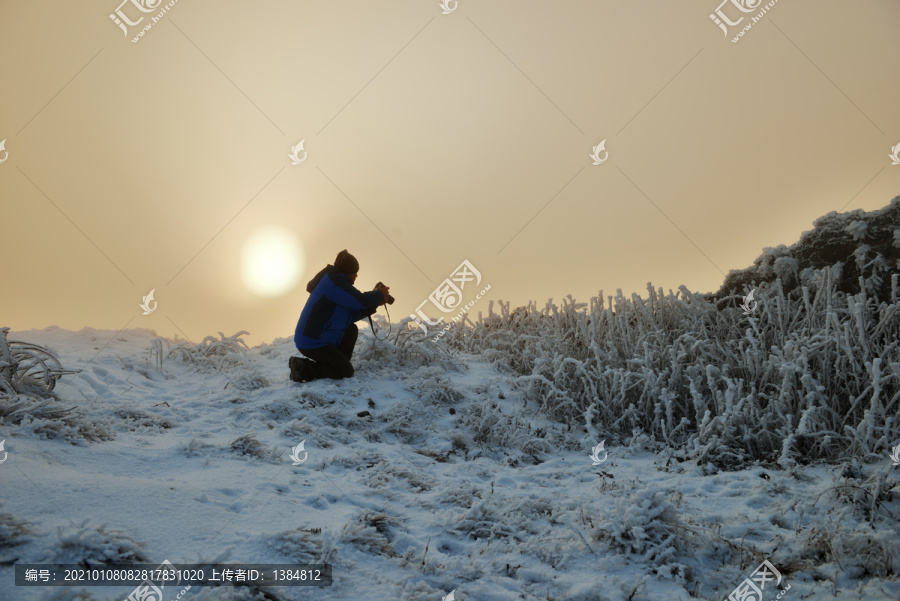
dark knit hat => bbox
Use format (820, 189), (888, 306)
(334, 249), (359, 275)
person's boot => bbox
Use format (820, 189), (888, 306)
(289, 356), (315, 383)
(289, 356), (304, 382)
(299, 358), (315, 382)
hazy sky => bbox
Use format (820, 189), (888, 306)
(2, 0), (899, 346)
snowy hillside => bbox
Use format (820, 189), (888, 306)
(1, 324), (899, 601)
(716, 195), (900, 303)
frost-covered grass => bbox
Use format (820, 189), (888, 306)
(53, 521), (149, 565)
(1, 327), (81, 400)
(440, 200), (900, 469)
(445, 268), (900, 468)
(150, 331), (251, 372)
(0, 396), (114, 444)
(354, 313), (461, 371)
(0, 508), (34, 547)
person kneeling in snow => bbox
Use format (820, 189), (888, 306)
(290, 250), (390, 383)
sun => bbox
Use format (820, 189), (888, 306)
(240, 226), (306, 297)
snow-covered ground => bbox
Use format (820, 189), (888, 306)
(1, 326), (898, 601)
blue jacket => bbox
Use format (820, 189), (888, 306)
(295, 266), (383, 349)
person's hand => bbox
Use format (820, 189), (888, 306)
(378, 285), (391, 305)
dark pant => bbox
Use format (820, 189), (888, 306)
(299, 323), (358, 380)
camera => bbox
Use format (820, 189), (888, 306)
(375, 282), (395, 305)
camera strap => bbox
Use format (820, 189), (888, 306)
(368, 304), (391, 341)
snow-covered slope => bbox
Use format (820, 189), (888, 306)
(1, 326), (898, 601)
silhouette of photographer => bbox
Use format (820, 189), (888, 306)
(290, 250), (390, 382)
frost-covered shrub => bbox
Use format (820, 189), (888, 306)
(527, 536), (580, 570)
(364, 462), (439, 493)
(690, 433), (751, 472)
(227, 365), (271, 390)
(181, 438), (215, 458)
(380, 404), (429, 445)
(258, 398), (301, 422)
(590, 490), (691, 579)
(280, 417), (315, 440)
(0, 508), (33, 546)
(411, 372), (464, 405)
(354, 315), (461, 371)
(459, 397), (551, 459)
(773, 256), (799, 288)
(845, 220), (868, 240)
(1, 396), (114, 443)
(434, 485), (481, 509)
(54, 520), (149, 564)
(827, 468), (898, 526)
(151, 331), (250, 372)
(112, 407), (175, 432)
(269, 527), (336, 564)
(341, 510), (401, 557)
(0, 327), (81, 399)
(230, 434), (280, 462)
(801, 515), (896, 579)
(397, 581), (449, 601)
(296, 390), (334, 408)
(450, 499), (520, 542)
